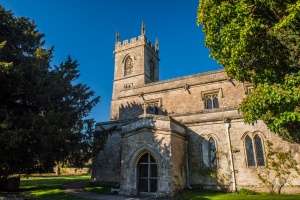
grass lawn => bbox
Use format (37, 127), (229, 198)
(84, 184), (111, 194)
(177, 191), (300, 200)
(19, 174), (91, 200)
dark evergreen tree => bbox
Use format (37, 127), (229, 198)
(0, 6), (100, 176)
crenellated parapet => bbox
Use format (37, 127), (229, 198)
(114, 22), (159, 54)
(115, 35), (158, 53)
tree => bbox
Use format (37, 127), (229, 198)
(0, 6), (100, 176)
(197, 0), (300, 142)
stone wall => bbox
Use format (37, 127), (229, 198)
(110, 70), (246, 120)
(118, 116), (186, 197)
(181, 115), (300, 193)
(92, 122), (123, 185)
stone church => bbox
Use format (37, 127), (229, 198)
(92, 23), (300, 197)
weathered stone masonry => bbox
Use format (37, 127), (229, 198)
(92, 23), (300, 196)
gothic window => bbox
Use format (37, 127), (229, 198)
(254, 135), (265, 166)
(205, 94), (219, 109)
(149, 59), (155, 80)
(201, 137), (217, 169)
(147, 103), (158, 115)
(209, 138), (217, 168)
(245, 135), (265, 167)
(125, 57), (133, 76)
(245, 136), (255, 166)
(144, 99), (161, 115)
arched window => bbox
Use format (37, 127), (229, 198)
(213, 97), (219, 108)
(149, 59), (155, 80)
(125, 57), (133, 76)
(207, 98), (212, 109)
(205, 94), (219, 109)
(209, 138), (217, 168)
(245, 134), (265, 167)
(254, 135), (265, 166)
(245, 136), (255, 166)
(201, 137), (217, 169)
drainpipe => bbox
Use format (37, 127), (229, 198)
(225, 121), (237, 192)
(185, 140), (192, 189)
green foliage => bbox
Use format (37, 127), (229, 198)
(239, 73), (300, 142)
(197, 0), (300, 142)
(0, 6), (100, 176)
(238, 188), (257, 195)
(196, 150), (232, 191)
(258, 141), (299, 194)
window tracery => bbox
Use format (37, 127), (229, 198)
(201, 137), (217, 169)
(125, 57), (133, 76)
(245, 134), (265, 167)
(205, 94), (219, 109)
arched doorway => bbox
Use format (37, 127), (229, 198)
(137, 153), (158, 193)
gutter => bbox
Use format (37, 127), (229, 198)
(185, 140), (192, 189)
(225, 121), (237, 192)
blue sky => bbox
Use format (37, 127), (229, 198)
(1, 0), (221, 122)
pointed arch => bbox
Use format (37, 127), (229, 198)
(200, 135), (218, 169)
(243, 132), (265, 167)
(245, 135), (255, 166)
(254, 135), (265, 166)
(127, 145), (160, 194)
(125, 56), (133, 76)
(128, 145), (161, 170)
(148, 57), (155, 80)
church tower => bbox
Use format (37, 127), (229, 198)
(112, 22), (159, 101)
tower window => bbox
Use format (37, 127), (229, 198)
(245, 134), (265, 167)
(149, 59), (155, 80)
(125, 57), (133, 76)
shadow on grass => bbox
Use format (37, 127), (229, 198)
(25, 189), (89, 200)
(83, 184), (111, 194)
(20, 175), (90, 191)
(16, 175), (91, 200)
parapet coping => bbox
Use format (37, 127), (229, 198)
(115, 35), (158, 53)
(120, 69), (226, 91)
(169, 106), (239, 117)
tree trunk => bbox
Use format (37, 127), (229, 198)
(7, 177), (20, 191)
(56, 165), (60, 175)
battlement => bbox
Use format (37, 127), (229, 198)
(115, 35), (157, 53)
(114, 22), (159, 54)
